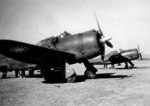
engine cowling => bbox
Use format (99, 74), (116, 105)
(56, 29), (104, 61)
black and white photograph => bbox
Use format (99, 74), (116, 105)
(0, 0), (150, 106)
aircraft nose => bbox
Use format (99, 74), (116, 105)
(99, 37), (113, 48)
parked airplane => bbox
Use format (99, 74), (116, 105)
(0, 15), (113, 83)
(89, 46), (142, 69)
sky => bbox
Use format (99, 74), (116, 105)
(0, 0), (150, 54)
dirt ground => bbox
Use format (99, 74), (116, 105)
(0, 58), (150, 106)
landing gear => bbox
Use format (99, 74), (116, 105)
(84, 69), (96, 79)
(43, 68), (65, 83)
(42, 62), (76, 83)
(43, 69), (56, 83)
(66, 72), (76, 83)
(104, 63), (108, 68)
(83, 60), (97, 79)
(125, 61), (134, 69)
(129, 64), (134, 69)
(65, 63), (76, 83)
(29, 69), (34, 77)
(125, 64), (128, 69)
(109, 64), (115, 69)
(1, 66), (7, 79)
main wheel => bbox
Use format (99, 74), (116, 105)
(84, 69), (96, 79)
(66, 73), (76, 83)
(43, 69), (54, 83)
(43, 69), (63, 83)
(29, 69), (34, 77)
(125, 65), (128, 69)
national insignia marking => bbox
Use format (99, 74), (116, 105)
(10, 46), (28, 53)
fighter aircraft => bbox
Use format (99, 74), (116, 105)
(0, 15), (113, 83)
(89, 46), (142, 69)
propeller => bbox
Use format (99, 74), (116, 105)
(137, 43), (143, 60)
(94, 12), (113, 61)
(94, 12), (113, 48)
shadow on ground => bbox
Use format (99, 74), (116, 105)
(42, 72), (131, 84)
(75, 73), (131, 82)
(116, 66), (150, 70)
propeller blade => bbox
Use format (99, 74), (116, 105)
(100, 37), (112, 43)
(94, 11), (104, 36)
(101, 55), (104, 61)
(100, 36), (113, 48)
(139, 53), (143, 60)
(94, 12), (113, 48)
(101, 44), (105, 61)
(137, 43), (143, 60)
(105, 41), (113, 48)
(137, 43), (140, 51)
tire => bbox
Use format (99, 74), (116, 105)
(66, 73), (76, 83)
(43, 68), (65, 83)
(84, 69), (96, 79)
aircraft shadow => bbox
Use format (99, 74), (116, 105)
(0, 76), (16, 79)
(25, 74), (43, 78)
(133, 66), (150, 69)
(0, 72), (131, 83)
(42, 73), (130, 84)
(116, 66), (150, 70)
(139, 58), (150, 61)
(115, 68), (134, 70)
(75, 73), (131, 83)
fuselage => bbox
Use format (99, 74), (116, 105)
(106, 48), (139, 64)
(121, 48), (139, 60)
(39, 29), (104, 62)
(90, 48), (140, 65)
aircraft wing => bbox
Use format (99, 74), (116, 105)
(0, 40), (75, 66)
(0, 53), (38, 71)
(89, 56), (111, 65)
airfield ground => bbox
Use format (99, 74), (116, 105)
(0, 57), (150, 106)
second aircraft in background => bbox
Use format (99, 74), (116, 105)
(89, 45), (142, 69)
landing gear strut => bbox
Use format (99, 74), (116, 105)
(83, 60), (97, 79)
